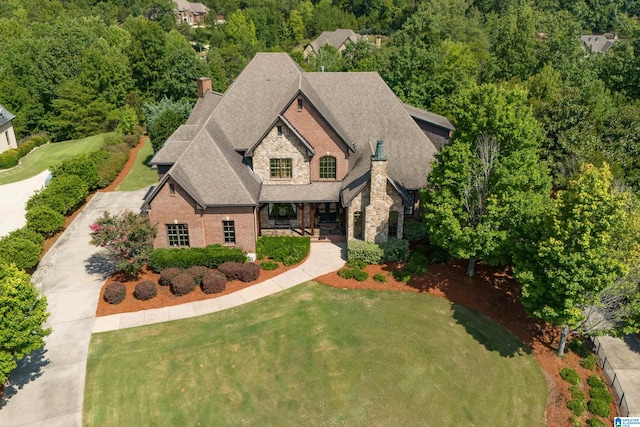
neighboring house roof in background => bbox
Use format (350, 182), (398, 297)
(173, 0), (208, 14)
(0, 104), (15, 128)
(308, 29), (360, 53)
(581, 34), (617, 53)
(403, 104), (455, 131)
(149, 53), (441, 208)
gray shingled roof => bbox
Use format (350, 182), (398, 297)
(259, 182), (342, 203)
(0, 104), (15, 128)
(581, 35), (616, 53)
(146, 52), (442, 209)
(403, 103), (455, 131)
(309, 29), (359, 53)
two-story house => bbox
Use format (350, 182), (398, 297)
(143, 53), (454, 252)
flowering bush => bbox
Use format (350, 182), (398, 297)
(89, 211), (157, 277)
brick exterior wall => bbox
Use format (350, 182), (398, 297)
(253, 123), (310, 185)
(283, 96), (349, 181)
(148, 178), (257, 252)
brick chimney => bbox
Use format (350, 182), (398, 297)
(196, 77), (212, 97)
(365, 140), (389, 243)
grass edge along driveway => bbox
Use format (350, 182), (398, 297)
(0, 133), (111, 185)
(84, 282), (547, 426)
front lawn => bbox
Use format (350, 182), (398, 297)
(84, 282), (547, 426)
(0, 133), (111, 185)
(115, 136), (157, 191)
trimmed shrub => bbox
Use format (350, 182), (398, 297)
(26, 204), (65, 237)
(134, 280), (157, 301)
(588, 375), (606, 389)
(346, 259), (366, 269)
(581, 354), (597, 371)
(104, 282), (126, 304)
(148, 244), (245, 271)
(392, 269), (412, 283)
(0, 232), (43, 270)
(569, 416), (582, 427)
(260, 260), (279, 271)
(159, 268), (182, 286)
(27, 175), (89, 215)
(566, 397), (587, 416)
(405, 250), (429, 275)
(338, 268), (368, 281)
(380, 239), (410, 262)
(218, 262), (260, 282)
(51, 154), (100, 190)
(560, 368), (581, 385)
(256, 236), (310, 265)
(185, 266), (209, 285)
(589, 387), (612, 403)
(587, 398), (610, 417)
(202, 270), (226, 294)
(170, 274), (196, 296)
(373, 273), (387, 283)
(0, 149), (19, 169)
(403, 220), (427, 242)
(6, 227), (45, 247)
(348, 239), (383, 264)
(587, 418), (606, 427)
(568, 338), (590, 358)
(569, 385), (584, 400)
(122, 134), (138, 148)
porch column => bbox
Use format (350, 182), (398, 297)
(310, 204), (316, 236)
(298, 203), (305, 236)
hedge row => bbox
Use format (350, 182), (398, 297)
(0, 134), (131, 271)
(148, 244), (246, 272)
(0, 135), (49, 169)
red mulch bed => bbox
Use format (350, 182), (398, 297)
(96, 260), (300, 317)
(317, 260), (616, 427)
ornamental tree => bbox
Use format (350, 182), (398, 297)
(514, 163), (640, 356)
(0, 263), (51, 385)
(89, 211), (157, 277)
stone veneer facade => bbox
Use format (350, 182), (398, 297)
(253, 122), (310, 185)
(148, 178), (257, 251)
(346, 158), (404, 243)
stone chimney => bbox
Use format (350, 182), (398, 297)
(196, 77), (212, 97)
(365, 140), (389, 243)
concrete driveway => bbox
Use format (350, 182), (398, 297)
(0, 170), (51, 237)
(0, 189), (147, 427)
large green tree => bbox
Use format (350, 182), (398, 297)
(0, 263), (51, 385)
(423, 84), (551, 276)
(515, 163), (640, 355)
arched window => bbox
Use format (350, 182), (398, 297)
(319, 156), (336, 179)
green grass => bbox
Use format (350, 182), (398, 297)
(0, 133), (111, 185)
(84, 283), (547, 426)
(116, 136), (158, 191)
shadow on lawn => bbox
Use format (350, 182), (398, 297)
(1, 348), (49, 408)
(85, 252), (116, 280)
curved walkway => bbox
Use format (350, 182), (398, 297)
(0, 189), (345, 426)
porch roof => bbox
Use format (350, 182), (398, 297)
(259, 182), (342, 203)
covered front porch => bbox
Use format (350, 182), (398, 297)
(258, 183), (346, 241)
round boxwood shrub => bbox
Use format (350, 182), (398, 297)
(260, 260), (279, 271)
(589, 387), (612, 403)
(373, 273), (387, 283)
(185, 266), (209, 285)
(566, 397), (586, 416)
(104, 282), (126, 304)
(587, 398), (610, 417)
(134, 280), (157, 301)
(202, 270), (227, 294)
(171, 274), (196, 296)
(587, 418), (606, 427)
(581, 354), (597, 370)
(560, 368), (581, 385)
(26, 204), (66, 237)
(588, 375), (606, 389)
(159, 267), (182, 286)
